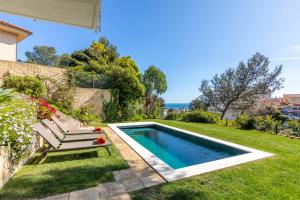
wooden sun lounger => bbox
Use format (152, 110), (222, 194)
(42, 119), (102, 142)
(33, 123), (111, 156)
(51, 116), (102, 134)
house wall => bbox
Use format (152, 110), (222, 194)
(0, 30), (17, 61)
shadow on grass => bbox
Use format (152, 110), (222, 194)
(0, 163), (126, 199)
(132, 185), (209, 200)
(0, 148), (128, 199)
(26, 151), (99, 165)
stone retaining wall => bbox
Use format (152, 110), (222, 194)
(0, 60), (66, 84)
(0, 60), (110, 116)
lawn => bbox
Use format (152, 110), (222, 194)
(131, 120), (300, 200)
(0, 145), (128, 199)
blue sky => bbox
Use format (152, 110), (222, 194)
(1, 0), (300, 103)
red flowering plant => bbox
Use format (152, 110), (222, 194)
(96, 137), (106, 144)
(29, 97), (59, 120)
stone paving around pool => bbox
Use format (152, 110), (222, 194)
(40, 128), (166, 200)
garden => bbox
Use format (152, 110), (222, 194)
(1, 38), (300, 199)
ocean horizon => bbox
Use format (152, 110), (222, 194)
(165, 103), (189, 110)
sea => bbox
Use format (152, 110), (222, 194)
(165, 103), (189, 110)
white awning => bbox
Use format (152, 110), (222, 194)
(0, 0), (101, 30)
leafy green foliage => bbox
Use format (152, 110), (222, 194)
(181, 110), (219, 123)
(200, 52), (284, 119)
(2, 75), (46, 98)
(254, 115), (276, 131)
(58, 37), (147, 121)
(143, 66), (167, 118)
(25, 45), (58, 66)
(146, 97), (165, 119)
(0, 88), (14, 103)
(0, 99), (36, 164)
(164, 112), (182, 120)
(235, 112), (255, 129)
(72, 105), (101, 125)
(189, 97), (208, 111)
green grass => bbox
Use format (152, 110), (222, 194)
(0, 145), (128, 199)
(131, 120), (300, 200)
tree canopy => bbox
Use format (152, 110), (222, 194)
(143, 66), (167, 117)
(25, 46), (58, 66)
(200, 52), (284, 119)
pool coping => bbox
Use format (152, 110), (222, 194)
(108, 122), (274, 182)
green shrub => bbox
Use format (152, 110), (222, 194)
(2, 75), (46, 98)
(181, 110), (219, 123)
(0, 88), (14, 103)
(165, 112), (181, 120)
(254, 115), (275, 131)
(131, 115), (145, 121)
(287, 120), (300, 136)
(72, 105), (100, 125)
(0, 99), (36, 164)
(235, 112), (255, 129)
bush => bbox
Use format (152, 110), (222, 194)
(72, 105), (100, 125)
(254, 115), (276, 131)
(165, 112), (181, 120)
(2, 75), (46, 98)
(0, 88), (14, 103)
(0, 99), (36, 164)
(181, 110), (219, 123)
(235, 112), (255, 129)
(287, 120), (300, 136)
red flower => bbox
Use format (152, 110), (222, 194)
(96, 137), (106, 144)
(95, 127), (102, 132)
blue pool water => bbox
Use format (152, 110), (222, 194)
(120, 125), (248, 169)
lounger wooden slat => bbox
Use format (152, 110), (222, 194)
(33, 123), (111, 156)
(42, 119), (102, 142)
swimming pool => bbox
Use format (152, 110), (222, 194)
(109, 122), (273, 181)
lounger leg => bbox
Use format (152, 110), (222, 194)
(105, 146), (111, 156)
(41, 149), (48, 158)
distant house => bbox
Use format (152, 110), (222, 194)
(282, 94), (300, 105)
(0, 20), (32, 61)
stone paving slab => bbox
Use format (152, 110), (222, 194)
(120, 178), (145, 192)
(113, 168), (138, 181)
(98, 181), (127, 198)
(40, 193), (69, 200)
(105, 193), (131, 200)
(140, 173), (166, 187)
(69, 187), (100, 200)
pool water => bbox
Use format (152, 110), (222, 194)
(120, 125), (249, 169)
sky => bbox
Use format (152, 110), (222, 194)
(1, 0), (300, 103)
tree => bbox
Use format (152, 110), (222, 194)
(57, 37), (119, 68)
(189, 97), (208, 111)
(25, 46), (58, 66)
(143, 66), (167, 117)
(200, 53), (284, 119)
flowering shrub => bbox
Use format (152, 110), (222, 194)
(30, 98), (58, 120)
(0, 99), (36, 164)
